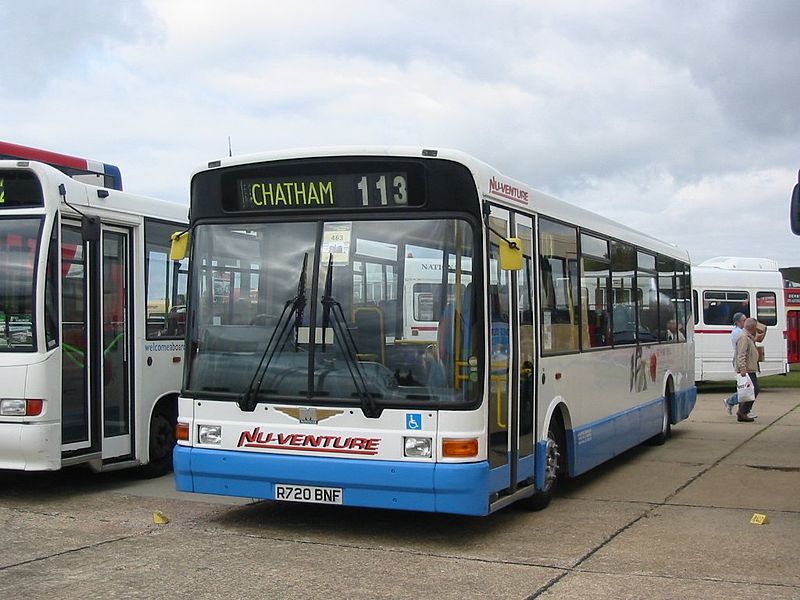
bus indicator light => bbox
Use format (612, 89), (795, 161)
(442, 438), (479, 458)
(176, 422), (190, 442)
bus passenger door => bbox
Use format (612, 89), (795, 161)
(486, 207), (535, 498)
(61, 223), (133, 461)
(100, 227), (133, 459)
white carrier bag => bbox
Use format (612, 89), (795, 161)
(736, 373), (756, 403)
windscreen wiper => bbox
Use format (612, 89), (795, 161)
(239, 253), (308, 412)
(320, 255), (381, 418)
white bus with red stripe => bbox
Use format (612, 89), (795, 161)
(692, 257), (788, 381)
(0, 155), (188, 472)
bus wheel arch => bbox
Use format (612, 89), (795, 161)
(521, 403), (568, 511)
(140, 393), (178, 477)
(649, 376), (673, 446)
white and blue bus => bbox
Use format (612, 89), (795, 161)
(173, 147), (695, 515)
(0, 153), (188, 473)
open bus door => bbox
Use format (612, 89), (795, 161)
(486, 206), (536, 510)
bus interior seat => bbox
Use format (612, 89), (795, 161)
(353, 307), (384, 363)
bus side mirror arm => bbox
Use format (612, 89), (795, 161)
(57, 183), (100, 241)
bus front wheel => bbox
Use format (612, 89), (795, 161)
(140, 411), (175, 478)
(521, 418), (565, 511)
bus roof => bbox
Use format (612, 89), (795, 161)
(696, 256), (779, 271)
(1, 160), (186, 224)
(195, 145), (690, 263)
(0, 140), (123, 191)
(693, 257), (783, 289)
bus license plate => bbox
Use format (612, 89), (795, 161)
(274, 484), (343, 505)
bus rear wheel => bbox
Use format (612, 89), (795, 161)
(521, 419), (565, 511)
(648, 393), (672, 446)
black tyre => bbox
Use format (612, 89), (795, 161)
(521, 418), (565, 511)
(648, 393), (672, 446)
(139, 412), (175, 478)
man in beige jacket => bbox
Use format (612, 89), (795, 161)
(735, 318), (760, 422)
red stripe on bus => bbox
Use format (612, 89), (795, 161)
(694, 329), (733, 334)
(0, 140), (88, 170)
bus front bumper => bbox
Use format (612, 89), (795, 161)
(174, 445), (491, 516)
(0, 421), (60, 470)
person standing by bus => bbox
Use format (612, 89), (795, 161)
(735, 318), (760, 422)
(722, 312), (747, 414)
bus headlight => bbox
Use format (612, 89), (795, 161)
(0, 399), (26, 416)
(198, 424), (222, 445)
(404, 436), (432, 458)
(0, 399), (43, 416)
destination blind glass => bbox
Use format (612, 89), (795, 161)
(234, 171), (421, 211)
(0, 171), (44, 208)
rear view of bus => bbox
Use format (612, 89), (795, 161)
(692, 257), (788, 381)
(174, 147), (696, 515)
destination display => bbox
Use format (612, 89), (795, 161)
(235, 172), (419, 211)
(0, 171), (44, 208)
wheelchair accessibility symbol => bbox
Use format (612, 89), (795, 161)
(406, 413), (422, 430)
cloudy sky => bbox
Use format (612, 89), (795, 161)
(3, 1), (799, 266)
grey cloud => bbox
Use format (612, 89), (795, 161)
(0, 0), (157, 97)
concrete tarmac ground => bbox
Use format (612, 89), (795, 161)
(1, 386), (798, 599)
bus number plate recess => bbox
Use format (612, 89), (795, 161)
(274, 483), (344, 505)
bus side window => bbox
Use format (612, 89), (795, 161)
(145, 219), (188, 339)
(539, 218), (579, 353)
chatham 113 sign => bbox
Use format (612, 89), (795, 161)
(236, 172), (417, 211)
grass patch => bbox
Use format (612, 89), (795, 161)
(759, 369), (800, 389)
(697, 367), (800, 393)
